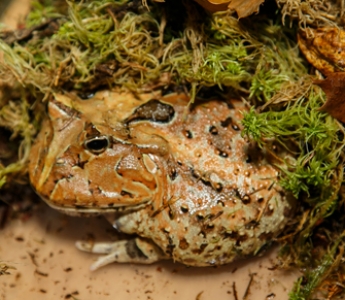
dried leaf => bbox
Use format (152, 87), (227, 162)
(193, 0), (264, 17)
(314, 73), (345, 123)
(227, 0), (265, 18)
(193, 0), (230, 12)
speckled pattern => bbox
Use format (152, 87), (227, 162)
(29, 90), (294, 270)
(298, 27), (345, 75)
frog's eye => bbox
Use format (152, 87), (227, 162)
(84, 136), (109, 154)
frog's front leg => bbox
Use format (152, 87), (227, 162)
(76, 237), (168, 270)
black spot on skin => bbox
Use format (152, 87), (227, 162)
(169, 168), (178, 181)
(121, 190), (134, 198)
(196, 214), (204, 221)
(166, 237), (175, 256)
(125, 99), (175, 123)
(217, 200), (225, 206)
(245, 220), (259, 229)
(209, 126), (218, 135)
(224, 231), (249, 246)
(191, 168), (200, 179)
(257, 197), (264, 203)
(233, 189), (241, 199)
(77, 155), (88, 169)
(264, 206), (275, 217)
(206, 223), (215, 230)
(199, 231), (206, 238)
(220, 117), (232, 127)
(185, 130), (193, 139)
(125, 239), (148, 259)
(241, 194), (251, 204)
(168, 208), (174, 220)
(235, 234), (248, 246)
(259, 231), (274, 241)
(214, 182), (223, 192)
(180, 205), (189, 213)
(216, 149), (228, 158)
(179, 238), (189, 250)
(192, 243), (208, 254)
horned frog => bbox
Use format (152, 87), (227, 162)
(29, 90), (294, 270)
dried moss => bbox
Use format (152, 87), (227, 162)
(277, 0), (341, 29)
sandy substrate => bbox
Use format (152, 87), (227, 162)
(1, 202), (299, 300)
(0, 1), (299, 299)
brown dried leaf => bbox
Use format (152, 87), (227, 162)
(314, 72), (345, 123)
(193, 0), (264, 17)
(227, 0), (265, 18)
(193, 0), (230, 12)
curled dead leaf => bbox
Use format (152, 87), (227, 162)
(193, 0), (265, 17)
(314, 72), (345, 123)
(227, 0), (265, 18)
(193, 0), (229, 12)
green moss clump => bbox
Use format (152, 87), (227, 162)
(242, 84), (345, 299)
(242, 87), (343, 198)
(1, 0), (306, 96)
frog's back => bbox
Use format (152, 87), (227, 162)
(122, 93), (293, 266)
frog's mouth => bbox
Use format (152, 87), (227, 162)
(38, 194), (151, 217)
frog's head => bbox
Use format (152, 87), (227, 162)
(29, 92), (170, 214)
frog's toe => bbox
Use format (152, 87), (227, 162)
(76, 238), (168, 270)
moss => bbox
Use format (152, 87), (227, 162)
(0, 0), (306, 95)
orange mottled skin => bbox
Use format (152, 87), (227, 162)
(29, 90), (294, 269)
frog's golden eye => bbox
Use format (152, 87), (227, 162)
(84, 136), (109, 154)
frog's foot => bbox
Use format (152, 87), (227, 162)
(75, 238), (169, 270)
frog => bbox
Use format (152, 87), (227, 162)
(29, 90), (294, 270)
(298, 27), (345, 75)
